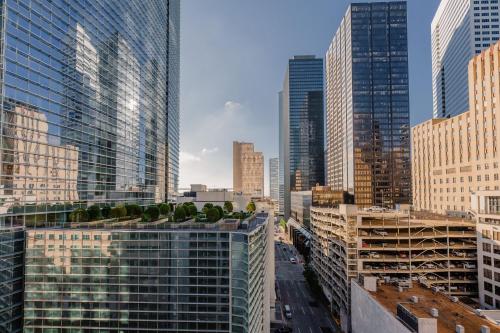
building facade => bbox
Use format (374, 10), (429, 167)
(431, 0), (500, 118)
(412, 42), (500, 216)
(279, 56), (324, 219)
(310, 205), (478, 332)
(290, 191), (311, 228)
(23, 214), (273, 332)
(233, 142), (264, 198)
(0, 0), (180, 222)
(473, 191), (500, 309)
(269, 158), (279, 201)
(325, 2), (411, 208)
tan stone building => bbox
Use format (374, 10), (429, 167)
(412, 42), (500, 215)
(233, 141), (264, 197)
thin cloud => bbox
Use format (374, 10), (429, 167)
(180, 151), (201, 163)
(224, 101), (243, 115)
(202, 147), (219, 155)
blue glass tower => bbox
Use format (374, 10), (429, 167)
(280, 56), (324, 219)
(0, 0), (180, 329)
(325, 1), (411, 208)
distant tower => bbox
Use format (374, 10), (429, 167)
(269, 157), (280, 201)
(233, 141), (264, 197)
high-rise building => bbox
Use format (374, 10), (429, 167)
(412, 41), (500, 216)
(233, 142), (264, 197)
(23, 214), (274, 332)
(472, 191), (500, 310)
(279, 56), (324, 219)
(431, 0), (500, 118)
(269, 157), (279, 201)
(325, 1), (411, 208)
(0, 0), (180, 329)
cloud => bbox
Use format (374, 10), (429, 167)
(224, 101), (243, 115)
(180, 151), (201, 163)
(202, 147), (219, 155)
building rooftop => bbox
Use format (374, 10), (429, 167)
(369, 283), (499, 332)
(35, 213), (269, 233)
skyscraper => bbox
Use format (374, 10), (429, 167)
(269, 158), (279, 201)
(432, 0), (500, 118)
(280, 56), (324, 219)
(233, 141), (264, 197)
(325, 1), (411, 208)
(0, 0), (180, 329)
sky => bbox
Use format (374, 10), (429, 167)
(179, 0), (441, 193)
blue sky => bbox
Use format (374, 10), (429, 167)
(179, 0), (440, 192)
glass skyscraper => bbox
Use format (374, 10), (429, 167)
(0, 0), (180, 329)
(23, 214), (272, 332)
(279, 56), (324, 220)
(325, 1), (411, 208)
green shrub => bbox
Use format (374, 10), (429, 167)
(144, 206), (160, 221)
(69, 208), (88, 222)
(224, 201), (233, 213)
(246, 201), (256, 213)
(158, 203), (170, 216)
(214, 205), (224, 219)
(206, 207), (220, 223)
(174, 206), (186, 222)
(125, 204), (142, 217)
(101, 205), (111, 219)
(110, 205), (127, 219)
(87, 205), (102, 221)
(202, 203), (214, 214)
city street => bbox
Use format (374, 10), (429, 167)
(274, 225), (338, 333)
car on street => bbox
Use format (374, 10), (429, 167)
(290, 258), (296, 264)
(284, 305), (292, 319)
(274, 327), (293, 333)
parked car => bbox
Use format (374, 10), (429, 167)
(284, 305), (292, 319)
(369, 252), (380, 258)
(373, 229), (389, 236)
(463, 263), (476, 269)
(290, 258), (296, 264)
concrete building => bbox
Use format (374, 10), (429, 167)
(290, 191), (311, 228)
(351, 278), (498, 333)
(24, 213), (274, 332)
(432, 0), (500, 119)
(310, 205), (478, 332)
(472, 191), (500, 309)
(178, 184), (234, 210)
(325, 2), (411, 208)
(233, 142), (264, 198)
(412, 41), (500, 216)
(279, 56), (324, 220)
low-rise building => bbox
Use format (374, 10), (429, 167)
(310, 205), (478, 332)
(351, 278), (498, 333)
(23, 213), (274, 332)
(473, 191), (500, 310)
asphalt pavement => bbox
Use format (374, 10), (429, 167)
(274, 226), (338, 333)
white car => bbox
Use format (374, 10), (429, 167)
(290, 258), (296, 264)
(373, 229), (389, 236)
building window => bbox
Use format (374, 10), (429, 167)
(485, 295), (494, 306)
(485, 268), (493, 279)
(484, 256), (492, 265)
(484, 243), (492, 252)
(485, 281), (493, 292)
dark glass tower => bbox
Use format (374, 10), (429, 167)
(325, 1), (411, 208)
(0, 0), (179, 329)
(280, 56), (324, 219)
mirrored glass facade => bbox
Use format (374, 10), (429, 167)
(0, 0), (180, 227)
(325, 2), (411, 208)
(23, 215), (271, 332)
(280, 56), (324, 219)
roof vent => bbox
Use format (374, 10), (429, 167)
(455, 324), (464, 333)
(410, 296), (419, 303)
(430, 308), (439, 318)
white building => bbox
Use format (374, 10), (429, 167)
(431, 0), (500, 118)
(472, 191), (500, 309)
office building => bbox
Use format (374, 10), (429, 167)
(472, 191), (500, 309)
(24, 214), (273, 332)
(0, 0), (180, 219)
(290, 191), (311, 228)
(325, 2), (411, 208)
(0, 226), (24, 333)
(233, 142), (264, 198)
(431, 0), (500, 118)
(269, 158), (279, 201)
(310, 205), (477, 332)
(279, 56), (324, 219)
(412, 41), (500, 216)
(351, 278), (497, 333)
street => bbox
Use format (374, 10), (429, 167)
(274, 225), (338, 333)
